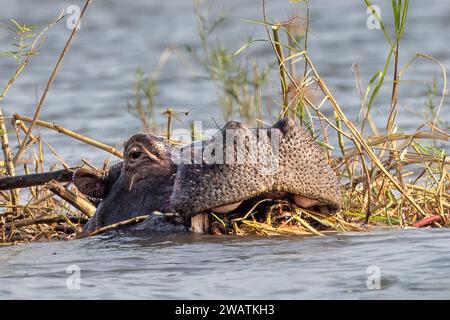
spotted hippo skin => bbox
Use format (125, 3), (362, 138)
(170, 118), (342, 217)
(74, 118), (342, 233)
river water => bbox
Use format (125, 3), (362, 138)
(0, 0), (449, 299)
(1, 229), (450, 299)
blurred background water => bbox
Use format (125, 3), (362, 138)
(0, 0), (449, 299)
(0, 0), (448, 164)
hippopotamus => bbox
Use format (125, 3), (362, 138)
(74, 118), (342, 234)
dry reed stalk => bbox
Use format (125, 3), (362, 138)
(81, 215), (150, 238)
(3, 215), (85, 229)
(47, 181), (95, 218)
(13, 114), (123, 158)
(0, 108), (19, 210)
(0, 168), (77, 190)
(271, 24), (289, 110)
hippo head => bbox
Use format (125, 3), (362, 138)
(75, 118), (342, 234)
(74, 134), (176, 232)
(169, 118), (342, 220)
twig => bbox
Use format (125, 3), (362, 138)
(47, 181), (96, 218)
(13, 114), (123, 158)
(0, 108), (19, 208)
(0, 168), (77, 190)
(2, 215), (86, 229)
(271, 24), (289, 109)
(80, 215), (150, 237)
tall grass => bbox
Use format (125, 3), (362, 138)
(254, 0), (448, 228)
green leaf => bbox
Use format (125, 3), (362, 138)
(10, 19), (23, 32)
(233, 39), (267, 56)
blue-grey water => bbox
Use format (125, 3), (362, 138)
(1, 229), (450, 299)
(0, 0), (449, 299)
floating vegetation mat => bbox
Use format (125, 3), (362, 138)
(210, 200), (366, 237)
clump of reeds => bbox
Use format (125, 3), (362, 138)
(0, 1), (101, 245)
(254, 0), (449, 230)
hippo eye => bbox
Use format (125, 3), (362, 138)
(127, 147), (143, 160)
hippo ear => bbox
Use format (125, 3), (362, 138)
(272, 117), (295, 134)
(73, 169), (106, 199)
(221, 120), (248, 130)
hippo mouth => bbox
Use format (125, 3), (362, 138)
(210, 192), (333, 214)
(188, 191), (338, 234)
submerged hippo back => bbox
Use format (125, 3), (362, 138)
(170, 118), (342, 217)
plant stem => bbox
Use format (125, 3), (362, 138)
(0, 108), (18, 211)
(272, 24), (289, 112)
(14, 114), (123, 158)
